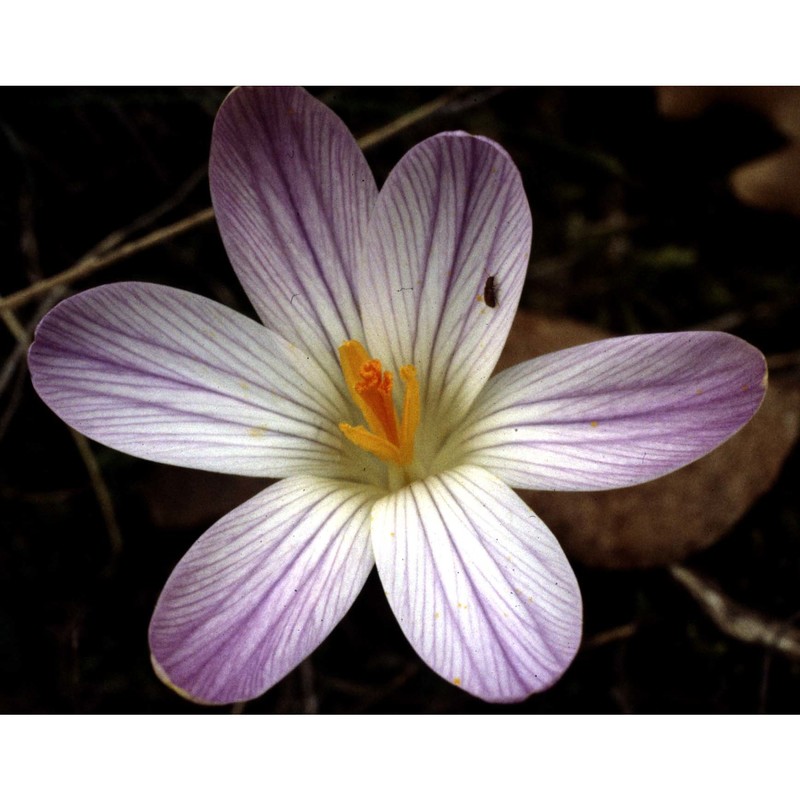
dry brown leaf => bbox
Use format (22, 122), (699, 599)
(730, 143), (800, 217)
(657, 86), (800, 217)
(145, 467), (269, 531)
(657, 87), (800, 138)
(503, 310), (800, 569)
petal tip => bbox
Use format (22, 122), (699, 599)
(150, 654), (219, 706)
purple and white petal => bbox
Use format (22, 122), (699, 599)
(454, 332), (767, 490)
(371, 465), (581, 702)
(149, 475), (379, 704)
(210, 87), (377, 382)
(361, 132), (531, 422)
(29, 282), (352, 478)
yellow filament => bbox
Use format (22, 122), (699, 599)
(338, 340), (419, 466)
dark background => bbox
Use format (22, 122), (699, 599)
(1, 87), (799, 713)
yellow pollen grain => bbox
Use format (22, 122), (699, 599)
(248, 426), (268, 437)
(453, 677), (461, 686)
(590, 420), (599, 428)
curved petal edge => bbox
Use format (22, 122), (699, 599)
(149, 476), (379, 704)
(456, 331), (767, 491)
(371, 465), (582, 702)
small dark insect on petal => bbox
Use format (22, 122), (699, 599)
(484, 275), (497, 308)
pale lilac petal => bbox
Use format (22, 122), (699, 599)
(454, 332), (767, 490)
(371, 465), (581, 702)
(149, 476), (379, 704)
(361, 133), (531, 422)
(210, 87), (377, 383)
(28, 282), (352, 478)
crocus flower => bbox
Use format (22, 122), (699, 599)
(28, 87), (767, 705)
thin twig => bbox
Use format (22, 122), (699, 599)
(298, 657), (319, 713)
(692, 293), (800, 334)
(0, 302), (29, 346)
(0, 287), (67, 398)
(0, 86), (474, 313)
(582, 622), (639, 649)
(0, 292), (120, 577)
(68, 429), (124, 563)
(0, 290), (66, 441)
(83, 163), (209, 260)
(355, 87), (465, 150)
(0, 358), (28, 442)
(0, 208), (216, 312)
(670, 564), (800, 659)
(322, 662), (420, 712)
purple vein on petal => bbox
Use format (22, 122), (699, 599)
(424, 139), (527, 413)
(361, 133), (531, 422)
(455, 331), (767, 490)
(372, 465), (581, 702)
(150, 475), (379, 704)
(210, 87), (378, 383)
(29, 282), (353, 477)
(405, 478), (529, 688)
(427, 469), (578, 674)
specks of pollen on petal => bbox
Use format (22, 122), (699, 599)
(338, 340), (421, 485)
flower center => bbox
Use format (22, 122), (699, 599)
(338, 340), (419, 466)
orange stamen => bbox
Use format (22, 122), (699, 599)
(338, 340), (419, 466)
